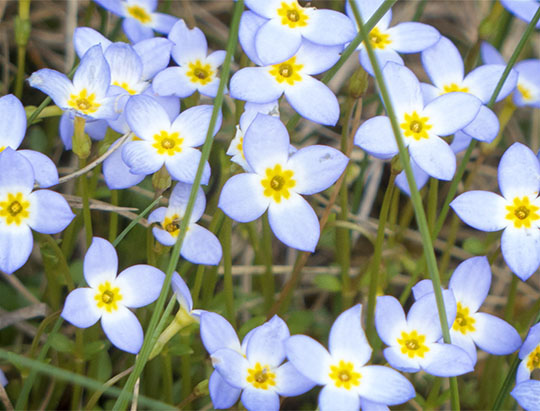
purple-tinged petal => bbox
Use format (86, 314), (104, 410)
(302, 9), (356, 46)
(218, 173), (269, 223)
(122, 140), (163, 175)
(83, 237), (118, 288)
(449, 256), (491, 313)
(387, 22), (440, 53)
(28, 69), (72, 108)
(498, 142), (540, 199)
(18, 150), (59, 188)
(27, 190), (74, 234)
(101, 305), (143, 354)
(241, 388), (279, 411)
(354, 116), (399, 159)
(115, 265), (164, 308)
(0, 148), (34, 193)
(207, 50), (226, 68)
(171, 105), (221, 147)
(450, 191), (508, 232)
(512, 380), (540, 411)
(501, 226), (540, 281)
(422, 343), (474, 377)
(472, 312), (521, 355)
(412, 279), (434, 301)
(73, 45), (111, 98)
(420, 82), (440, 104)
(395, 160), (430, 197)
(285, 335), (332, 385)
(0, 225), (33, 274)
(450, 131), (473, 153)
(463, 64), (518, 103)
(255, 19), (301, 66)
(408, 136), (456, 181)
(285, 75), (340, 126)
(274, 362), (316, 397)
(94, 0), (124, 15)
(198, 77), (221, 99)
(212, 348), (249, 389)
(375, 295), (407, 347)
(152, 67), (196, 98)
(123, 18), (153, 43)
(421, 36), (464, 89)
(520, 323), (540, 358)
(287, 145), (348, 195)
(383, 346), (421, 373)
(169, 182), (205, 223)
(152, 226), (175, 247)
(359, 48), (404, 78)
(329, 305), (371, 366)
(61, 288), (102, 328)
(501, 0), (540, 27)
(238, 11), (266, 66)
(171, 272), (193, 312)
(201, 312), (241, 354)
(360, 398), (390, 411)
(295, 40), (341, 75)
(382, 62), (423, 117)
(244, 0), (281, 18)
(358, 365), (415, 406)
(209, 370), (241, 409)
(346, 0), (393, 29)
(246, 316), (289, 368)
(103, 146), (146, 190)
(480, 42), (506, 66)
(151, 12), (178, 34)
(517, 360), (532, 384)
(0, 94), (25, 149)
(125, 94), (170, 140)
(461, 105), (499, 143)
(230, 68), (283, 104)
(182, 223), (222, 265)
(423, 92), (481, 136)
(319, 385), (360, 411)
(73, 27), (111, 58)
(164, 148), (210, 185)
(169, 20), (207, 65)
(408, 290), (456, 343)
(450, 331), (477, 365)
(268, 192), (319, 252)
(133, 37), (173, 80)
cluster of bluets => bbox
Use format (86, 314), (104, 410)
(1, 0), (540, 409)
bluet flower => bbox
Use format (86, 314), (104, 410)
(512, 380), (540, 410)
(451, 142), (540, 280)
(0, 148), (74, 274)
(412, 256), (521, 365)
(516, 322), (540, 383)
(242, 0), (355, 65)
(218, 114), (348, 251)
(286, 304), (415, 410)
(354, 62), (481, 181)
(500, 0), (540, 28)
(375, 293), (474, 376)
(148, 182), (222, 265)
(61, 237), (165, 353)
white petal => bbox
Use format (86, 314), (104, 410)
(375, 295), (407, 346)
(209, 370), (241, 409)
(421, 36), (464, 88)
(83, 237), (118, 289)
(294, 40), (342, 75)
(354, 116), (398, 159)
(285, 335), (332, 385)
(408, 136), (455, 181)
(171, 105), (220, 147)
(383, 346), (420, 373)
(211, 348), (249, 389)
(125, 94), (170, 140)
(27, 190), (75, 234)
(18, 150), (59, 188)
(255, 19), (301, 65)
(329, 304), (371, 366)
(501, 226), (540, 281)
(114, 265), (165, 308)
(121, 140), (163, 175)
(241, 388), (279, 411)
(449, 256), (491, 313)
(0, 225), (33, 274)
(387, 22), (440, 53)
(358, 365), (415, 406)
(498, 142), (540, 199)
(450, 191), (508, 231)
(512, 380), (540, 411)
(61, 288), (102, 328)
(461, 105), (499, 143)
(169, 20), (207, 65)
(181, 224), (222, 265)
(246, 316), (289, 368)
(422, 92), (481, 136)
(463, 64), (518, 103)
(302, 9), (356, 46)
(472, 312), (521, 356)
(73, 27), (111, 58)
(382, 62), (423, 117)
(219, 173), (269, 223)
(101, 305), (143, 354)
(422, 343), (474, 377)
(164, 148), (210, 185)
(238, 11), (266, 66)
(319, 385), (359, 411)
(73, 45), (111, 98)
(200, 311), (241, 354)
(0, 94), (25, 149)
(152, 66), (197, 98)
(230, 68), (284, 103)
(274, 362), (316, 397)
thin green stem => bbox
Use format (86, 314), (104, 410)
(114, 2), (244, 408)
(112, 196), (162, 247)
(261, 214), (275, 311)
(222, 217), (235, 325)
(108, 190), (119, 242)
(14, 0), (31, 99)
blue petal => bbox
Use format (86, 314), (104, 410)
(382, 62), (423, 117)
(375, 295), (407, 346)
(422, 343), (474, 377)
(171, 272), (193, 312)
(102, 146), (145, 190)
(114, 265), (165, 308)
(450, 191), (508, 231)
(152, 67), (196, 98)
(0, 148), (34, 193)
(241, 388), (279, 411)
(218, 173), (269, 223)
(383, 346), (420, 373)
(171, 105), (221, 147)
(501, 226), (540, 281)
(101, 305), (143, 354)
(0, 94), (25, 149)
(245, 0), (281, 18)
(125, 94), (170, 141)
(408, 135), (455, 180)
(318, 384), (359, 411)
(83, 237), (118, 289)
(151, 12), (178, 34)
(28, 69), (72, 109)
(73, 27), (111, 58)
(411, 279), (434, 301)
(449, 256), (490, 312)
(27, 190), (74, 234)
(18, 150), (59, 188)
(520, 323), (540, 359)
(229, 68), (284, 103)
(498, 142), (540, 199)
(387, 22), (440, 53)
(480, 41), (506, 65)
(461, 105), (499, 143)
(200, 312), (241, 354)
(512, 380), (540, 411)
(422, 92), (481, 136)
(255, 19), (301, 65)
(302, 9), (356, 46)
(472, 312), (521, 355)
(61, 287), (102, 328)
(500, 0), (540, 28)
(421, 36), (464, 89)
(285, 335), (332, 385)
(169, 181), (206, 223)
(104, 43), (143, 88)
(449, 331), (477, 365)
(212, 348), (248, 389)
(359, 48), (404, 78)
(355, 116), (399, 159)
(164, 148), (210, 185)
(407, 290), (456, 343)
(209, 370), (241, 409)
(246, 315), (289, 368)
(516, 360), (531, 383)
(182, 223), (222, 265)
(238, 11), (266, 66)
(168, 20), (207, 65)
(394, 159), (429, 197)
(274, 362), (316, 397)
(121, 140), (163, 175)
(133, 37), (173, 80)
(463, 64), (518, 103)
(73, 45), (111, 99)
(122, 18), (153, 43)
(295, 40), (342, 75)
(358, 365), (415, 406)
(0, 225), (33, 274)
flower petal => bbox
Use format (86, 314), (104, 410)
(382, 62), (423, 117)
(247, 315), (289, 367)
(408, 135), (456, 181)
(284, 75), (340, 126)
(319, 385), (360, 411)
(169, 182), (206, 222)
(103, 147), (146, 190)
(244, 0), (281, 18)
(230, 68), (284, 103)
(164, 148), (210, 185)
(422, 343), (474, 377)
(238, 11), (266, 66)
(274, 362), (316, 397)
(169, 20), (207, 65)
(133, 37), (173, 80)
(171, 105), (221, 147)
(498, 142), (540, 199)
(449, 331), (477, 365)
(200, 312), (241, 354)
(101, 305), (143, 354)
(358, 365), (415, 406)
(241, 388), (279, 411)
(375, 295), (407, 346)
(501, 226), (540, 281)
(73, 27), (111, 58)
(295, 40), (342, 75)
(73, 45), (111, 98)
(512, 380), (540, 411)
(0, 148), (34, 192)
(255, 19), (301, 66)
(461, 105), (499, 143)
(383, 346), (420, 373)
(151, 12), (177, 34)
(0, 94), (25, 149)
(182, 223), (222, 265)
(114, 265), (165, 308)
(125, 94), (170, 141)
(394, 159), (430, 197)
(0, 225), (33, 274)
(329, 304), (372, 366)
(83, 237), (118, 289)
(121, 140), (163, 175)
(209, 370), (241, 409)
(450, 191), (508, 231)
(387, 22), (440, 53)
(480, 41), (506, 66)
(463, 64), (518, 103)
(354, 116), (398, 159)
(302, 9), (356, 47)
(268, 192), (319, 252)
(27, 190), (74, 234)
(123, 18), (154, 43)
(472, 312), (521, 356)
(211, 348), (249, 389)
(28, 69), (72, 109)
(171, 272), (193, 312)
(18, 150), (59, 188)
(61, 287), (102, 328)
(422, 92), (481, 136)
(407, 290), (456, 343)
(449, 256), (491, 313)
(359, 48), (404, 77)
(218, 173), (269, 223)
(285, 335), (332, 385)
(421, 36), (464, 88)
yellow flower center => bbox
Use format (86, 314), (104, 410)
(126, 4), (152, 24)
(518, 84), (533, 102)
(329, 360), (361, 390)
(367, 27), (391, 50)
(152, 130), (184, 156)
(400, 111), (432, 141)
(112, 81), (137, 95)
(94, 281), (123, 313)
(261, 164), (296, 203)
(397, 330), (430, 358)
(162, 214), (181, 238)
(442, 83), (469, 94)
(269, 56), (303, 86)
(67, 89), (101, 115)
(246, 363), (276, 390)
(0, 192), (30, 226)
(186, 60), (214, 86)
(276, 1), (309, 28)
(527, 345), (540, 371)
(505, 196), (540, 228)
(452, 302), (476, 335)
(236, 136), (245, 159)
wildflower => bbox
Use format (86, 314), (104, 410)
(122, 94), (221, 184)
(421, 36), (518, 144)
(232, 37), (342, 126)
(61, 237), (165, 353)
(148, 182), (222, 265)
(93, 0), (178, 43)
(286, 304), (415, 410)
(375, 293), (474, 376)
(481, 41), (540, 108)
(242, 0), (355, 65)
(207, 314), (315, 411)
(153, 20), (225, 99)
(0, 148), (74, 274)
(412, 256), (521, 365)
(346, 0), (440, 76)
(500, 0), (540, 28)
(218, 114), (348, 251)
(0, 94), (58, 188)
(516, 322), (540, 383)
(28, 45), (117, 121)
(451, 142), (540, 280)
(512, 380), (540, 411)
(354, 62), (481, 181)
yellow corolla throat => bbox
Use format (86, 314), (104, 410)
(329, 360), (361, 390)
(505, 196), (540, 228)
(67, 89), (101, 115)
(0, 192), (30, 226)
(400, 111), (432, 141)
(269, 56), (303, 86)
(162, 214), (181, 238)
(126, 4), (152, 24)
(112, 81), (138, 95)
(186, 60), (214, 86)
(452, 302), (476, 335)
(95, 281), (123, 313)
(246, 362), (276, 390)
(261, 164), (296, 203)
(442, 83), (469, 94)
(527, 345), (540, 372)
(152, 130), (184, 156)
(276, 1), (309, 29)
(367, 27), (391, 50)
(397, 330), (430, 358)
(518, 83), (534, 102)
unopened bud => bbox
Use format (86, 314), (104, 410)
(152, 165), (171, 193)
(348, 68), (369, 99)
(72, 116), (91, 160)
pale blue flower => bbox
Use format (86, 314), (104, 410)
(412, 256), (521, 366)
(242, 0), (355, 65)
(512, 380), (540, 410)
(218, 114), (348, 251)
(61, 237), (165, 353)
(500, 0), (540, 28)
(286, 304), (415, 411)
(148, 182), (222, 265)
(516, 322), (540, 383)
(375, 293), (474, 376)
(0, 148), (74, 274)
(451, 142), (540, 280)
(354, 62), (481, 181)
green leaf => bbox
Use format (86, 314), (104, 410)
(48, 333), (74, 353)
